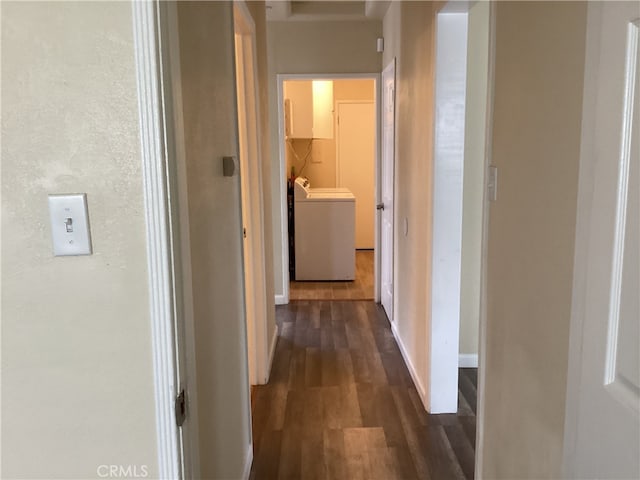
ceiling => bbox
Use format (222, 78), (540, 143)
(266, 0), (390, 22)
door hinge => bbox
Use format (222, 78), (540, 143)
(175, 389), (187, 427)
(243, 227), (247, 239)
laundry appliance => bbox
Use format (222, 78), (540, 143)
(293, 177), (355, 280)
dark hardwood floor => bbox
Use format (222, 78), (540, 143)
(249, 300), (477, 479)
(289, 250), (374, 301)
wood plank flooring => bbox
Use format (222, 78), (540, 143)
(290, 251), (374, 301)
(250, 300), (477, 479)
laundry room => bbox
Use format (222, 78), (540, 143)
(282, 77), (376, 300)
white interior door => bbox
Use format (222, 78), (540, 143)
(564, 3), (639, 478)
(234, 2), (270, 386)
(234, 32), (257, 385)
(381, 61), (396, 321)
(158, 2), (200, 476)
(336, 101), (376, 249)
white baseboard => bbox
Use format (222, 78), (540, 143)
(242, 444), (253, 480)
(459, 353), (478, 368)
(391, 322), (428, 411)
(275, 294), (288, 305)
(266, 326), (279, 382)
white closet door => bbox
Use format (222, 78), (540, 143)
(564, 3), (640, 478)
(336, 101), (375, 249)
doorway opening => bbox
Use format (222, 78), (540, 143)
(428, 0), (490, 420)
(234, 2), (270, 390)
(277, 75), (380, 302)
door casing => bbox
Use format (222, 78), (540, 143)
(234, 1), (272, 387)
(380, 58), (396, 323)
(275, 73), (381, 304)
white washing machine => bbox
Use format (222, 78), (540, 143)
(294, 177), (356, 280)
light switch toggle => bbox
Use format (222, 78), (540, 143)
(48, 193), (93, 256)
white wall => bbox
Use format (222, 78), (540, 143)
(1, 2), (158, 477)
(459, 1), (490, 359)
(482, 2), (588, 478)
(267, 20), (382, 298)
(430, 11), (468, 413)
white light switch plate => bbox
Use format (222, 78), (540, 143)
(487, 165), (498, 202)
(48, 194), (93, 256)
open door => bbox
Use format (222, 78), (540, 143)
(380, 59), (396, 321)
(234, 2), (270, 386)
(564, 3), (640, 478)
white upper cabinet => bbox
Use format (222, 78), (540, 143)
(312, 80), (334, 139)
(284, 80), (334, 139)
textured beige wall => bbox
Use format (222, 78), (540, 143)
(1, 2), (158, 478)
(382, 1), (400, 71)
(176, 2), (251, 478)
(381, 0), (437, 404)
(246, 0), (277, 376)
(482, 2), (587, 478)
(459, 1), (490, 357)
(267, 20), (382, 296)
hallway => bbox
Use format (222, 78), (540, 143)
(249, 301), (477, 479)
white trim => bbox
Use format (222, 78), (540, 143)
(158, 1), (201, 476)
(382, 57), (397, 322)
(391, 321), (428, 411)
(373, 75), (382, 303)
(562, 4), (601, 475)
(475, 0), (497, 478)
(158, 2), (200, 478)
(604, 18), (637, 387)
(429, 9), (468, 415)
(278, 72), (381, 81)
(132, 2), (181, 478)
(276, 76), (290, 305)
(242, 444), (254, 480)
(458, 354), (478, 368)
(266, 326), (279, 382)
(276, 73), (381, 303)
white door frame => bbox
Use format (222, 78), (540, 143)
(132, 1), (200, 477)
(381, 58), (396, 324)
(426, 0), (495, 471)
(276, 73), (381, 303)
(475, 1), (497, 477)
(233, 1), (271, 386)
(429, 8), (469, 414)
